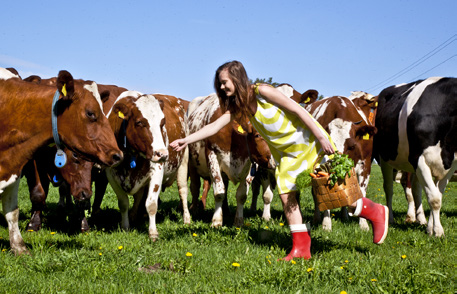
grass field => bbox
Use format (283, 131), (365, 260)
(0, 164), (455, 293)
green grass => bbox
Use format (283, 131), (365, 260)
(0, 164), (456, 293)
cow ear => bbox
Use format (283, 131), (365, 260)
(232, 121), (248, 136)
(6, 67), (21, 78)
(300, 90), (318, 104)
(100, 90), (110, 103)
(112, 101), (131, 121)
(56, 70), (75, 100)
(356, 125), (378, 139)
(24, 75), (42, 84)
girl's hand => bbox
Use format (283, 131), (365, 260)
(170, 138), (187, 152)
(319, 136), (335, 155)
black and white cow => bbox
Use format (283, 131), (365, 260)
(373, 77), (456, 237)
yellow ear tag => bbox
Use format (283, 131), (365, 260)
(237, 125), (245, 134)
(304, 97), (310, 103)
(363, 133), (370, 140)
(118, 111), (125, 119)
(62, 84), (67, 96)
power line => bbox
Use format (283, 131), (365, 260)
(365, 34), (457, 93)
(408, 54), (457, 82)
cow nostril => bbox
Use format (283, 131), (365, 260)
(113, 152), (123, 163)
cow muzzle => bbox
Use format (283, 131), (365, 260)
(152, 149), (169, 163)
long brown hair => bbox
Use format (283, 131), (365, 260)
(214, 61), (253, 127)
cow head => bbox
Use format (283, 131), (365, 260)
(56, 149), (94, 203)
(109, 93), (168, 163)
(277, 83), (319, 105)
(55, 71), (123, 167)
(232, 120), (275, 169)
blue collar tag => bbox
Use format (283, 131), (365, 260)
(54, 149), (67, 168)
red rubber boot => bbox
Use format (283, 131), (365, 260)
(280, 224), (311, 261)
(353, 198), (389, 244)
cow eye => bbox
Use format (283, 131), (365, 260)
(135, 120), (143, 127)
(86, 110), (97, 121)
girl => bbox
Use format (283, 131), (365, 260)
(170, 60), (388, 260)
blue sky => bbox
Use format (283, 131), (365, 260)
(1, 1), (455, 101)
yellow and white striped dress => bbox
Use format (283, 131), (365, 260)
(249, 85), (335, 194)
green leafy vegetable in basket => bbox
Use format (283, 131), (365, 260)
(296, 153), (355, 191)
(316, 153), (354, 186)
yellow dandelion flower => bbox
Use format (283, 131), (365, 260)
(268, 260), (271, 264)
(371, 278), (377, 282)
(279, 223), (284, 226)
(99, 247), (102, 250)
(236, 227), (240, 230)
(266, 255), (271, 258)
(307, 268), (313, 272)
(349, 277), (353, 280)
(50, 232), (56, 235)
(378, 188), (381, 191)
(331, 213), (335, 217)
(264, 226), (269, 229)
(340, 266), (344, 269)
(291, 260), (296, 264)
(99, 253), (102, 256)
(186, 252), (192, 257)
(27, 229), (34, 232)
(2, 249), (7, 252)
(118, 246), (123, 250)
(345, 260), (349, 263)
(401, 255), (407, 259)
(192, 233), (198, 237)
(232, 262), (240, 267)
(340, 291), (348, 294)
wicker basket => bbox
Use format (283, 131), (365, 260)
(311, 167), (362, 211)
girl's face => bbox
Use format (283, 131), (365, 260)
(219, 69), (236, 97)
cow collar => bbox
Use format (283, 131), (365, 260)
(52, 90), (67, 168)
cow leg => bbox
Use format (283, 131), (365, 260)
(234, 179), (249, 227)
(401, 172), (416, 223)
(24, 160), (47, 232)
(145, 177), (163, 241)
(108, 177), (131, 231)
(177, 148), (191, 224)
(249, 176), (260, 214)
(222, 176), (230, 217)
(322, 210), (332, 231)
(208, 152), (225, 227)
(2, 178), (28, 255)
(201, 180), (210, 209)
(312, 190), (322, 225)
(92, 172), (109, 215)
(415, 158), (444, 237)
(130, 186), (147, 227)
(260, 176), (273, 221)
(411, 174), (426, 225)
(189, 165), (202, 215)
(380, 160), (395, 224)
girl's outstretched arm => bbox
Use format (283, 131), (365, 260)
(257, 84), (335, 154)
(170, 111), (231, 152)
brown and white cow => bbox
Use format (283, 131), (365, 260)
(20, 76), (127, 232)
(187, 93), (275, 227)
(102, 91), (190, 240)
(0, 67), (122, 254)
(275, 85), (378, 231)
